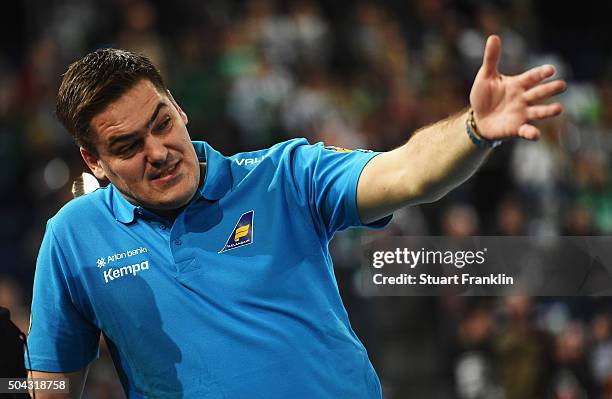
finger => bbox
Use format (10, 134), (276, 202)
(518, 64), (555, 88)
(481, 35), (502, 78)
(518, 124), (541, 141)
(526, 103), (563, 120)
(523, 80), (566, 103)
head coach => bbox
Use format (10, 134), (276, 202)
(26, 35), (565, 398)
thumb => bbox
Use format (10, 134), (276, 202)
(481, 35), (502, 78)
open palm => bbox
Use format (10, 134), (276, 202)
(469, 35), (566, 141)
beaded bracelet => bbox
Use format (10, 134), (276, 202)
(466, 108), (502, 149)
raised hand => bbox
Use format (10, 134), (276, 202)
(469, 35), (566, 141)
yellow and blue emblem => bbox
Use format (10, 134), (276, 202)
(323, 145), (372, 153)
(219, 210), (254, 253)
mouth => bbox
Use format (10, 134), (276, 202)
(151, 161), (181, 183)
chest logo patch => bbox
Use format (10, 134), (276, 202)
(219, 210), (254, 253)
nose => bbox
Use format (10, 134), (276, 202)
(143, 134), (168, 166)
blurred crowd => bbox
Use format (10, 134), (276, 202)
(1, 0), (612, 398)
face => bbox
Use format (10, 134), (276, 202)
(82, 79), (201, 213)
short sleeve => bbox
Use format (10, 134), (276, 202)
(291, 143), (392, 238)
(26, 222), (100, 372)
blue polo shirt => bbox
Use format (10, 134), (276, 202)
(27, 138), (390, 398)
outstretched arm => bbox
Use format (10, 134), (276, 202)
(28, 368), (89, 399)
(357, 35), (566, 224)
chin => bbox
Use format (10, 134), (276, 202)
(154, 191), (196, 210)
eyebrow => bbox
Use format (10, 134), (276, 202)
(107, 102), (168, 147)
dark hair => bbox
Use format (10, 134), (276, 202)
(56, 48), (167, 155)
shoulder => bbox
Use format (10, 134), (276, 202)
(225, 138), (318, 183)
(226, 138), (374, 178)
(228, 138), (312, 169)
(217, 138), (332, 194)
(47, 186), (112, 236)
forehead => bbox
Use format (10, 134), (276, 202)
(90, 79), (167, 143)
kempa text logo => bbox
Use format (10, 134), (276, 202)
(103, 260), (150, 284)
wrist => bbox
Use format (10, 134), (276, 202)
(466, 108), (502, 149)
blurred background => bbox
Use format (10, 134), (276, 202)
(1, 0), (612, 398)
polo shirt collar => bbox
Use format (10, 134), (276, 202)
(193, 141), (232, 201)
(110, 140), (232, 224)
(110, 184), (138, 224)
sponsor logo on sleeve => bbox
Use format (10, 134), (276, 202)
(235, 156), (266, 165)
(323, 145), (372, 153)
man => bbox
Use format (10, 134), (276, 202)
(27, 35), (565, 398)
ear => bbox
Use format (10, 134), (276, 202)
(167, 90), (188, 125)
(80, 147), (108, 180)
